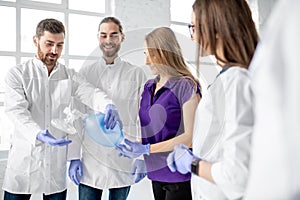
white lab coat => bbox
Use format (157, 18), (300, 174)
(245, 0), (300, 199)
(192, 67), (253, 200)
(3, 57), (112, 195)
(67, 57), (147, 189)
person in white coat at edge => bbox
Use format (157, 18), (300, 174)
(245, 0), (300, 199)
(2, 18), (121, 200)
(67, 17), (148, 200)
(167, 0), (258, 199)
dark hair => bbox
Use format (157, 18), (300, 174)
(98, 17), (123, 34)
(193, 0), (258, 68)
(35, 18), (65, 39)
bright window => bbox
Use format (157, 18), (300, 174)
(169, 0), (194, 38)
(69, 14), (102, 56)
(0, 0), (109, 148)
(69, 0), (105, 13)
(28, 0), (62, 3)
(21, 8), (64, 53)
(0, 6), (16, 51)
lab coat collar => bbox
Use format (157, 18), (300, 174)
(100, 57), (121, 68)
(207, 66), (231, 89)
(33, 56), (60, 72)
(218, 67), (230, 75)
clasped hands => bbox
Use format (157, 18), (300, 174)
(167, 144), (201, 174)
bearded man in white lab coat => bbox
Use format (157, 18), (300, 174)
(2, 18), (120, 200)
(67, 17), (148, 200)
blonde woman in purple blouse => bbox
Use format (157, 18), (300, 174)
(118, 27), (201, 200)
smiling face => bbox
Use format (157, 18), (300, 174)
(34, 31), (64, 69)
(98, 22), (124, 61)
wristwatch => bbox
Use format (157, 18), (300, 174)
(191, 158), (201, 175)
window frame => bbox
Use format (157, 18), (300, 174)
(0, 0), (110, 148)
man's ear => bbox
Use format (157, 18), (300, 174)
(97, 33), (100, 42)
(121, 33), (125, 42)
(33, 36), (38, 47)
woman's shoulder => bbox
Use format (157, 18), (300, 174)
(169, 77), (196, 88)
(224, 67), (250, 79)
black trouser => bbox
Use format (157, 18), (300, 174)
(151, 180), (192, 200)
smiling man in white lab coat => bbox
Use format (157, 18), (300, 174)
(2, 18), (120, 200)
(67, 17), (147, 200)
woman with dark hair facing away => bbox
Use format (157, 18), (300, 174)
(167, 0), (258, 199)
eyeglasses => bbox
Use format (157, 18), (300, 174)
(188, 24), (195, 38)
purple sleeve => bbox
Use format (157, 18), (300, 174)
(173, 78), (199, 105)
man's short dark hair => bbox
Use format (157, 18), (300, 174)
(98, 17), (123, 34)
(36, 18), (65, 39)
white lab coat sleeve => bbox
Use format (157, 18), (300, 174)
(70, 70), (113, 113)
(4, 67), (41, 146)
(136, 70), (148, 139)
(67, 98), (85, 161)
(211, 73), (253, 199)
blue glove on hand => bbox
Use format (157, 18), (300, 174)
(167, 144), (199, 174)
(131, 159), (147, 183)
(68, 159), (83, 185)
(104, 104), (123, 129)
(36, 130), (72, 146)
(117, 139), (150, 159)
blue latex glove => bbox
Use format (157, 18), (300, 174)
(131, 159), (147, 183)
(36, 130), (72, 146)
(68, 159), (83, 185)
(117, 139), (150, 159)
(104, 104), (123, 129)
(167, 144), (199, 174)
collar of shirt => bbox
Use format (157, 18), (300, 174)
(145, 76), (183, 91)
(100, 57), (121, 68)
(33, 56), (60, 72)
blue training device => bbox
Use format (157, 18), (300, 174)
(83, 113), (124, 147)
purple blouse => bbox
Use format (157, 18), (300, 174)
(139, 76), (200, 182)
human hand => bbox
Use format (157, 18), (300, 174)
(104, 104), (123, 129)
(117, 139), (150, 159)
(68, 159), (83, 185)
(131, 159), (147, 183)
(36, 130), (72, 146)
(167, 144), (198, 174)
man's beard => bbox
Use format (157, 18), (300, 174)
(37, 45), (58, 67)
(100, 43), (121, 58)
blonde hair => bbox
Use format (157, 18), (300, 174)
(145, 27), (199, 85)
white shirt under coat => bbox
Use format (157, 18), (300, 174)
(192, 67), (253, 200)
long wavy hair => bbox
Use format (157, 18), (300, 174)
(193, 0), (259, 69)
(145, 27), (199, 86)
